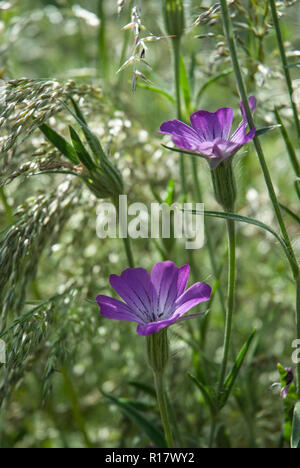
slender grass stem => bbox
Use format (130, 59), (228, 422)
(274, 107), (300, 178)
(113, 197), (135, 268)
(218, 218), (236, 397)
(172, 38), (187, 198)
(122, 236), (135, 268)
(268, 0), (300, 146)
(219, 0), (299, 281)
(153, 371), (174, 448)
(97, 0), (109, 80)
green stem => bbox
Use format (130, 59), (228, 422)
(268, 0), (300, 146)
(209, 416), (217, 448)
(219, 0), (299, 280)
(122, 236), (135, 268)
(191, 159), (227, 320)
(218, 218), (236, 397)
(274, 107), (300, 177)
(153, 371), (174, 448)
(97, 0), (109, 80)
(0, 187), (14, 224)
(113, 197), (135, 268)
(172, 38), (187, 198)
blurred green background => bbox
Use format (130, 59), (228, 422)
(0, 0), (299, 448)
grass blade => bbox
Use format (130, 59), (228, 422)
(101, 389), (166, 448)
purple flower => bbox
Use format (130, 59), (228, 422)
(97, 261), (212, 336)
(158, 97), (257, 169)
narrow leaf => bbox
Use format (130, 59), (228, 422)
(39, 123), (79, 164)
(179, 56), (192, 113)
(101, 390), (166, 448)
(188, 373), (217, 417)
(219, 329), (256, 408)
(69, 125), (97, 171)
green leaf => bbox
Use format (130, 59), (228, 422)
(179, 56), (192, 113)
(274, 107), (300, 178)
(200, 210), (292, 268)
(219, 329), (256, 408)
(118, 398), (156, 412)
(136, 83), (175, 104)
(128, 381), (157, 398)
(279, 203), (300, 225)
(292, 402), (300, 448)
(196, 69), (233, 105)
(165, 179), (175, 206)
(39, 123), (79, 164)
(255, 125), (281, 137)
(101, 390), (166, 447)
(69, 125), (97, 171)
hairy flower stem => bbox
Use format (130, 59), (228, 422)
(219, 0), (298, 280)
(153, 371), (174, 448)
(268, 0), (300, 146)
(218, 218), (236, 397)
(147, 331), (174, 448)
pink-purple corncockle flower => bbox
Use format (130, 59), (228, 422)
(158, 97), (257, 169)
(97, 261), (212, 336)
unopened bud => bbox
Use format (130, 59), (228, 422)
(162, 0), (185, 40)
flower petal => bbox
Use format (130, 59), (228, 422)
(136, 314), (182, 336)
(230, 124), (256, 144)
(212, 138), (240, 159)
(110, 268), (154, 323)
(174, 282), (212, 317)
(158, 120), (201, 151)
(97, 295), (139, 322)
(150, 261), (182, 319)
(240, 96), (257, 122)
(190, 107), (233, 141)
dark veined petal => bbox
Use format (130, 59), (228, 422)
(150, 261), (183, 319)
(158, 120), (201, 151)
(110, 268), (154, 323)
(97, 295), (141, 322)
(137, 282), (211, 336)
(230, 125), (256, 145)
(174, 282), (212, 316)
(190, 107), (233, 141)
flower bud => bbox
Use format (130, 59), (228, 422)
(162, 0), (185, 40)
(210, 160), (237, 212)
(147, 329), (169, 374)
